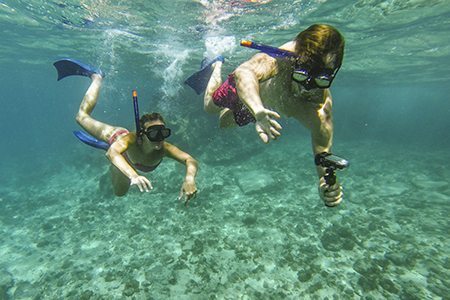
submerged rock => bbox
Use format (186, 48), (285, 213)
(320, 224), (356, 252)
(353, 259), (381, 277)
(242, 215), (258, 226)
(358, 275), (378, 292)
(378, 182), (409, 196)
(0, 269), (13, 299)
(384, 252), (406, 266)
(380, 277), (399, 294)
(236, 170), (276, 195)
(411, 175), (448, 189)
(122, 279), (140, 297)
(297, 269), (313, 282)
(14, 281), (39, 299)
(80, 290), (94, 300)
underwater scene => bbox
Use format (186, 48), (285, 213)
(0, 0), (449, 299)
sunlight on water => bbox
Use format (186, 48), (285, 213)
(204, 35), (237, 58)
(96, 29), (136, 104)
(160, 48), (190, 105)
(197, 1), (239, 58)
(2, 0), (450, 82)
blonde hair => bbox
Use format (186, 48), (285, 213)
(294, 24), (345, 69)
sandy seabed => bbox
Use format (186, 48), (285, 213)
(1, 139), (449, 299)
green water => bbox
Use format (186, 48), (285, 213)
(0, 0), (449, 298)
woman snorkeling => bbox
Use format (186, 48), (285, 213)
(54, 59), (198, 205)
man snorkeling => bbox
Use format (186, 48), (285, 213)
(54, 59), (198, 205)
(186, 24), (345, 207)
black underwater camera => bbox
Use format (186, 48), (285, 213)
(314, 152), (349, 186)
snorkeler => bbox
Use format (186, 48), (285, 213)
(54, 58), (198, 205)
(185, 24), (345, 207)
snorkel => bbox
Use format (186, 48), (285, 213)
(241, 40), (340, 91)
(132, 90), (142, 144)
(240, 40), (298, 59)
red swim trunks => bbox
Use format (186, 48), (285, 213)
(212, 74), (256, 126)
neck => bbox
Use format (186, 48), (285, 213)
(143, 138), (163, 152)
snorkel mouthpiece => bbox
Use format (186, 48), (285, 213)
(132, 90), (141, 139)
(240, 40), (298, 59)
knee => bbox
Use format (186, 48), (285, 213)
(204, 98), (220, 114)
(114, 189), (127, 197)
(75, 111), (87, 125)
(111, 179), (130, 197)
(204, 103), (214, 114)
(113, 183), (129, 196)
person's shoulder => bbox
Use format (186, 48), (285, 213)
(162, 141), (176, 152)
(251, 52), (276, 63)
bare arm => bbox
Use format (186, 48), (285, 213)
(312, 89), (334, 178)
(311, 90), (343, 206)
(164, 142), (198, 204)
(106, 134), (152, 192)
(233, 54), (282, 143)
(234, 53), (277, 116)
(106, 134), (138, 179)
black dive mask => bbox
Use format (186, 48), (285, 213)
(292, 66), (340, 91)
(144, 125), (171, 142)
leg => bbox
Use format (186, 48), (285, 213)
(110, 164), (131, 196)
(75, 74), (118, 142)
(204, 61), (224, 114)
(218, 108), (237, 128)
(204, 62), (236, 128)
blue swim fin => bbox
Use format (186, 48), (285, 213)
(53, 58), (104, 81)
(185, 55), (224, 95)
(73, 130), (109, 151)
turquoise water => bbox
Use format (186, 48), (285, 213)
(1, 0), (449, 298)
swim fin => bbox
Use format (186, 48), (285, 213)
(53, 58), (104, 81)
(185, 55), (224, 95)
(73, 130), (109, 151)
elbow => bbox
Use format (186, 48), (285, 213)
(105, 151), (112, 162)
(75, 111), (87, 126)
(187, 157), (198, 168)
(105, 148), (116, 161)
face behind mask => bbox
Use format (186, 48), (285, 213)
(292, 65), (340, 90)
(143, 124), (171, 142)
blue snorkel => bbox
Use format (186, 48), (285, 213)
(132, 90), (142, 144)
(240, 40), (298, 59)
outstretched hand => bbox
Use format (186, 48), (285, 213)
(254, 108), (282, 143)
(318, 177), (343, 207)
(130, 175), (153, 192)
(178, 180), (197, 207)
